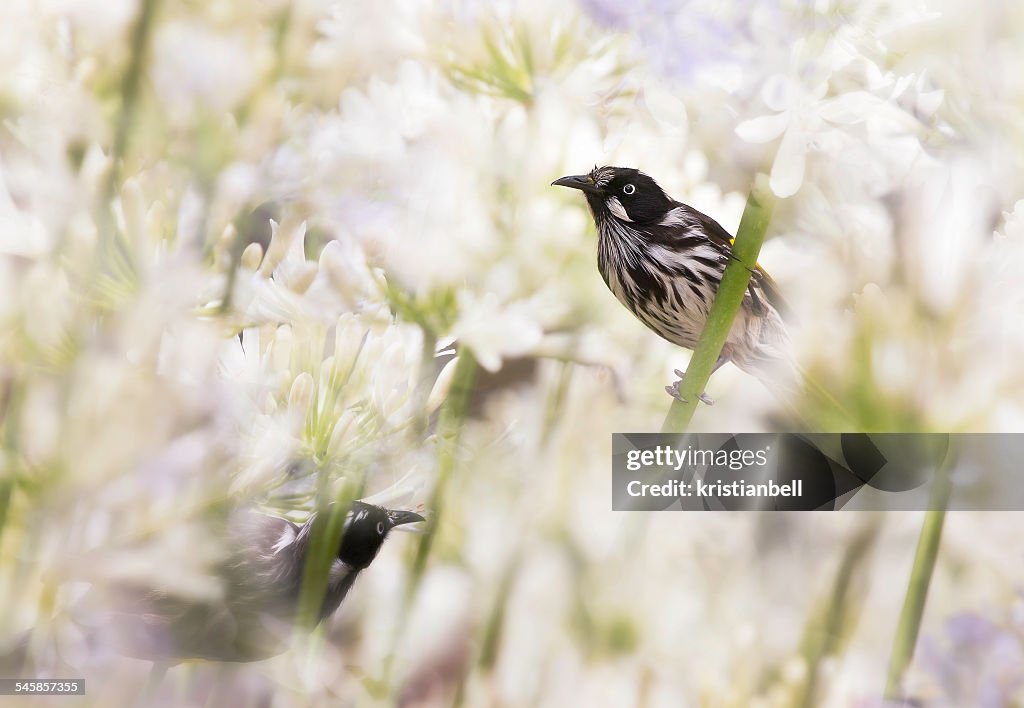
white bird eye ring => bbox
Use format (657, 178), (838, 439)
(376, 522), (386, 534)
(623, 184), (635, 195)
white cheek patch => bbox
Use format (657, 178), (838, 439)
(329, 558), (352, 584)
(606, 197), (633, 222)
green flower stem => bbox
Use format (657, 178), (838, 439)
(884, 451), (955, 699)
(375, 349), (478, 697)
(294, 480), (363, 632)
(410, 348), (478, 586)
(410, 331), (441, 438)
(94, 0), (160, 282)
(109, 0), (160, 189)
(794, 518), (881, 708)
(661, 177), (777, 433)
(0, 380), (21, 552)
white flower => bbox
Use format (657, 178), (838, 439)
(324, 60), (446, 163)
(736, 74), (916, 198)
(230, 219), (378, 325)
(450, 292), (545, 373)
(0, 159), (52, 257)
(152, 21), (266, 118)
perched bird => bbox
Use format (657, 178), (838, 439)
(552, 166), (790, 403)
(83, 502), (424, 663)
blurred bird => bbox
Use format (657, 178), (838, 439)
(82, 502), (424, 664)
(552, 166), (791, 403)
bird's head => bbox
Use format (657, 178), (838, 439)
(338, 502), (425, 570)
(552, 166), (674, 226)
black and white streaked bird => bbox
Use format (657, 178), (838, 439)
(552, 166), (791, 403)
(87, 502), (424, 663)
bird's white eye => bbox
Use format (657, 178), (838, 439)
(623, 184), (635, 195)
(376, 521), (386, 535)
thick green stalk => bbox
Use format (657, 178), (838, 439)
(884, 451), (955, 699)
(661, 177), (777, 433)
(294, 480), (363, 632)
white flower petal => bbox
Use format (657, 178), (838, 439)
(735, 112), (791, 143)
(761, 74), (800, 111)
(818, 92), (883, 124)
(426, 357), (459, 412)
(643, 80), (688, 133)
(451, 293), (544, 373)
(769, 126), (808, 198)
(916, 88), (945, 117)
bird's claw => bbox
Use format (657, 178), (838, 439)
(665, 383), (688, 403)
(666, 370), (714, 405)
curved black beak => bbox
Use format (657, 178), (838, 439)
(386, 509), (425, 528)
(551, 174), (602, 195)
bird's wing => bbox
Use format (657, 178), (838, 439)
(83, 577), (295, 662)
(74, 582), (242, 662)
(690, 208), (790, 319)
(72, 512), (305, 663)
(224, 511), (305, 608)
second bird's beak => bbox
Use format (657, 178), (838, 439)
(386, 509), (426, 528)
(551, 174), (602, 194)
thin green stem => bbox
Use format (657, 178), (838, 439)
(375, 349), (478, 695)
(108, 0), (160, 189)
(409, 348), (478, 586)
(0, 378), (24, 559)
(92, 0), (161, 280)
(661, 177), (777, 433)
(794, 517), (881, 708)
(884, 450), (955, 699)
(410, 331), (440, 438)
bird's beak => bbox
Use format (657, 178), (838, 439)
(387, 509), (426, 528)
(551, 174), (602, 195)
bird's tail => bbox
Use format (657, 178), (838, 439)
(739, 353), (854, 430)
(732, 308), (799, 396)
(731, 311), (851, 426)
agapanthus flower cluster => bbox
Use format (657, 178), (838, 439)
(1, 0), (1023, 705)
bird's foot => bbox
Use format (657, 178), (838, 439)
(665, 369), (714, 405)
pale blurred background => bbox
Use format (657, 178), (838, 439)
(2, 0), (1024, 706)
